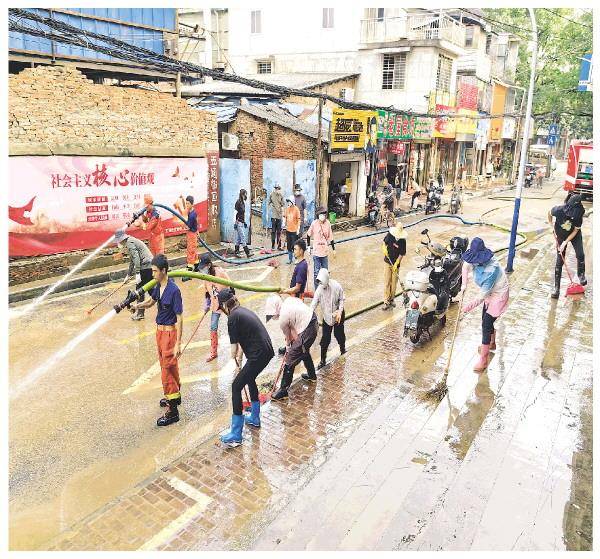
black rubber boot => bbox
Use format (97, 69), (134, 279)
(551, 261), (562, 299)
(160, 396), (181, 407)
(301, 357), (317, 382)
(272, 365), (293, 400)
(317, 347), (327, 370)
(234, 245), (240, 257)
(243, 245), (252, 258)
(182, 265), (194, 282)
(577, 260), (587, 286)
(157, 400), (179, 426)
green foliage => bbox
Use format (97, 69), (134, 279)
(484, 8), (592, 137)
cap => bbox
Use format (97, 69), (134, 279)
(316, 206), (327, 216)
(217, 287), (236, 306)
(114, 228), (128, 244)
(294, 184), (301, 191)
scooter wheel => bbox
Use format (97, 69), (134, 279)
(410, 330), (421, 344)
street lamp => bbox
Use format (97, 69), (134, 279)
(506, 8), (538, 273)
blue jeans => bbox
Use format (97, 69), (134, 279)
(234, 221), (247, 246)
(313, 255), (329, 287)
(210, 311), (221, 332)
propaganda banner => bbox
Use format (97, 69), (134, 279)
(330, 109), (378, 151)
(8, 156), (208, 257)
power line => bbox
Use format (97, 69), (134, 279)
(9, 8), (524, 121)
(541, 8), (593, 30)
(462, 9), (532, 43)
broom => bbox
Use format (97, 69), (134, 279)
(554, 233), (585, 296)
(421, 287), (466, 403)
(242, 356), (286, 411)
(85, 279), (129, 315)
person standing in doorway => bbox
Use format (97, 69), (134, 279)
(218, 288), (274, 447)
(306, 207), (335, 288)
(198, 254), (231, 362)
(131, 254), (183, 426)
(382, 222), (407, 310)
(310, 267), (346, 369)
(268, 184), (284, 250)
(174, 195), (199, 282)
(234, 188), (252, 258)
(134, 195), (164, 256)
(294, 184), (308, 235)
(114, 228), (153, 321)
(283, 196), (301, 264)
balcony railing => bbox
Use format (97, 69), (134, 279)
(360, 16), (407, 44)
(407, 14), (466, 47)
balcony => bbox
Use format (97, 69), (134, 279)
(360, 16), (407, 44)
(406, 13), (466, 47)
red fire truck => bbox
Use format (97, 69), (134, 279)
(564, 140), (593, 199)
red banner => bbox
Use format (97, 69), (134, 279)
(9, 156), (209, 257)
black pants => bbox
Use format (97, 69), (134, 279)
(271, 218), (282, 248)
(555, 232), (585, 278)
(481, 304), (497, 345)
(286, 231), (298, 255)
(286, 315), (318, 376)
(411, 192), (421, 207)
(231, 354), (273, 415)
(320, 311), (346, 359)
(136, 267), (153, 303)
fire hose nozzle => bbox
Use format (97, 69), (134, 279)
(113, 288), (144, 314)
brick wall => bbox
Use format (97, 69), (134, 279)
(228, 110), (318, 199)
(9, 64), (218, 156)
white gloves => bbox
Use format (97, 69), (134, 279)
(135, 273), (141, 284)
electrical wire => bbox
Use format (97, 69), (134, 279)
(541, 8), (593, 30)
(8, 8), (525, 121)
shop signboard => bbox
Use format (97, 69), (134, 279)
(387, 140), (407, 155)
(501, 116), (516, 139)
(455, 108), (477, 136)
(377, 110), (414, 140)
(331, 109), (378, 151)
(413, 116), (434, 141)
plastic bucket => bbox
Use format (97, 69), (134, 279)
(329, 212), (337, 224)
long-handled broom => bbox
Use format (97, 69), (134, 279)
(554, 233), (585, 296)
(85, 279), (129, 315)
(422, 287), (466, 403)
(242, 356), (286, 411)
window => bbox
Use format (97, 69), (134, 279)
(382, 53), (406, 90)
(365, 8), (385, 21)
(436, 54), (453, 93)
(377, 8), (385, 21)
(257, 61), (272, 74)
(322, 8), (334, 28)
(465, 26), (474, 48)
(251, 10), (261, 34)
(485, 33), (492, 54)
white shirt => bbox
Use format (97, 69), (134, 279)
(310, 279), (345, 326)
(279, 296), (313, 342)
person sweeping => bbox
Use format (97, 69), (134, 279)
(134, 194), (164, 256)
(218, 288), (274, 447)
(382, 222), (406, 310)
(174, 195), (199, 282)
(198, 255), (231, 362)
(265, 292), (319, 400)
(131, 254), (183, 426)
(310, 268), (346, 369)
(460, 237), (510, 372)
(548, 194), (587, 299)
(114, 228), (153, 321)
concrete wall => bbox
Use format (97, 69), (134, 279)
(9, 65), (218, 157)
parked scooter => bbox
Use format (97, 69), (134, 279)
(425, 182), (443, 215)
(524, 164), (536, 188)
(449, 183), (462, 215)
(402, 229), (468, 343)
(366, 193), (380, 227)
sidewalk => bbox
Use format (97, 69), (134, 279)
(44, 227), (592, 551)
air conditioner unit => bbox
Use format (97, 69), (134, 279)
(222, 133), (239, 151)
(340, 88), (355, 101)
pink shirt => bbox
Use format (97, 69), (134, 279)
(307, 219), (333, 257)
(204, 266), (230, 313)
(462, 262), (510, 317)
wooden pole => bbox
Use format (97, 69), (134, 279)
(316, 97), (324, 207)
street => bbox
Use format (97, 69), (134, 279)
(8, 173), (593, 551)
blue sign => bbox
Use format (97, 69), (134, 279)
(548, 135), (557, 146)
(578, 53), (592, 92)
(548, 123), (559, 136)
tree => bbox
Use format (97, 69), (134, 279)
(484, 8), (592, 137)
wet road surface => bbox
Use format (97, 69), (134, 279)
(9, 174), (592, 550)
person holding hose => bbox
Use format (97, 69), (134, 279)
(548, 194), (587, 298)
(134, 194), (164, 256)
(174, 195), (199, 282)
(198, 254), (231, 363)
(310, 268), (346, 369)
(381, 222), (406, 310)
(460, 237), (510, 372)
(268, 183), (284, 251)
(265, 292), (319, 400)
(131, 254), (183, 426)
(283, 197), (301, 265)
(218, 288), (274, 447)
(306, 207), (335, 288)
(234, 188), (252, 258)
(114, 228), (153, 321)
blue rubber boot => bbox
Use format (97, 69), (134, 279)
(244, 401), (261, 428)
(220, 414), (244, 447)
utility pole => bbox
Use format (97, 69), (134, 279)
(316, 97), (324, 206)
(511, 88), (526, 185)
(506, 8), (537, 273)
(175, 10), (181, 98)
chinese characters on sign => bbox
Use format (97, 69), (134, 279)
(330, 109), (378, 151)
(206, 151), (220, 240)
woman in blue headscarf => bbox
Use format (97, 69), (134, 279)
(461, 237), (510, 372)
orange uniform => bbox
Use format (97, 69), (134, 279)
(144, 208), (165, 256)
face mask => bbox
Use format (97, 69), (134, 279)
(319, 214), (326, 222)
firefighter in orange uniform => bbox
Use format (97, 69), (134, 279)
(135, 194), (165, 256)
